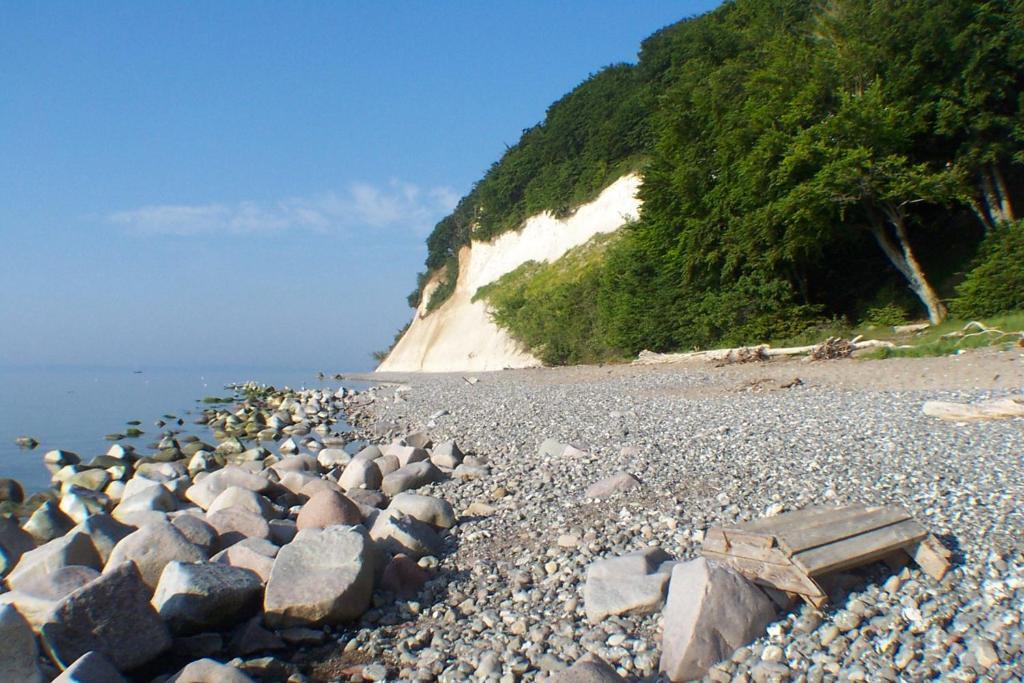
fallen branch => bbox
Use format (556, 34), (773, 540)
(635, 338), (898, 365)
(940, 321), (1024, 346)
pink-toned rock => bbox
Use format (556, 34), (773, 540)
(212, 545), (275, 583)
(299, 478), (342, 499)
(381, 554), (430, 598)
(296, 490), (362, 530)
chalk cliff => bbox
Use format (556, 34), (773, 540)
(377, 174), (642, 373)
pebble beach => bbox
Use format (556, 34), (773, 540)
(0, 347), (1021, 681)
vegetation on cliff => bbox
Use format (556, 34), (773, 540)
(412, 0), (1023, 364)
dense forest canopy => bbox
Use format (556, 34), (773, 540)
(409, 0), (1024, 363)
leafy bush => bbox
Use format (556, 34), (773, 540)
(864, 304), (909, 328)
(425, 257), (459, 313)
(473, 234), (626, 365)
(951, 221), (1024, 318)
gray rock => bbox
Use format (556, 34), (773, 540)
(381, 460), (443, 496)
(171, 514), (219, 554)
(0, 565), (100, 627)
(71, 514), (134, 564)
(338, 458), (383, 492)
(369, 509), (442, 559)
(211, 544), (275, 583)
(185, 467), (273, 510)
(167, 657), (255, 682)
(539, 438), (566, 458)
(104, 520), (207, 589)
(264, 525), (375, 628)
(584, 547), (673, 623)
(111, 484), (178, 523)
(584, 472), (642, 499)
(52, 651), (126, 683)
(6, 531), (102, 591)
(659, 558), (778, 682)
(0, 515), (36, 577)
(40, 562), (171, 670)
(549, 653), (625, 683)
(387, 492), (456, 529)
(404, 431), (433, 450)
(430, 440), (464, 469)
(43, 450), (80, 472)
(206, 486), (273, 519)
(351, 445), (383, 462)
(316, 447), (351, 470)
(206, 507), (272, 550)
(22, 500), (74, 543)
(0, 604), (42, 682)
(374, 454), (401, 476)
(152, 561), (263, 633)
(58, 487), (111, 524)
(268, 519), (297, 546)
(391, 446), (429, 468)
(0, 477), (25, 504)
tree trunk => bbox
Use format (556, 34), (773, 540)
(981, 165), (1016, 226)
(869, 208), (948, 324)
(992, 164), (1016, 223)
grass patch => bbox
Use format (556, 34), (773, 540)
(857, 312), (1024, 359)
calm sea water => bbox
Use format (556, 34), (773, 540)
(0, 366), (369, 493)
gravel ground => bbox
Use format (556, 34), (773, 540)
(322, 348), (1024, 682)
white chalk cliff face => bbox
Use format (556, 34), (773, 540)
(377, 173), (642, 373)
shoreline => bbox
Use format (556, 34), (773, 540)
(1, 347), (1021, 680)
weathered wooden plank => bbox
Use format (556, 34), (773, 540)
(911, 534), (952, 581)
(702, 549), (826, 600)
(775, 507), (912, 555)
(704, 528), (790, 564)
(792, 519), (928, 576)
(734, 505), (865, 535)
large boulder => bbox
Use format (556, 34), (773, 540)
(0, 604), (42, 682)
(170, 514), (219, 554)
(0, 565), (99, 627)
(369, 510), (442, 559)
(316, 448), (350, 471)
(295, 489), (362, 530)
(167, 658), (255, 683)
(206, 507), (271, 550)
(72, 514), (134, 564)
(52, 651), (126, 682)
(206, 487), (273, 519)
(0, 515), (36, 577)
(381, 461), (443, 497)
(22, 501), (74, 543)
(104, 520), (207, 589)
(337, 458), (382, 492)
(263, 526), (375, 628)
(212, 544), (275, 583)
(659, 558), (778, 682)
(152, 561), (263, 633)
(430, 441), (463, 469)
(40, 562), (171, 671)
(583, 547), (673, 623)
(185, 467), (273, 511)
(6, 531), (102, 591)
(387, 492), (455, 529)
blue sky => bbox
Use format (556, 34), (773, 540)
(0, 1), (722, 372)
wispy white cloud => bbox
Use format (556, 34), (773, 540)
(107, 180), (459, 237)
